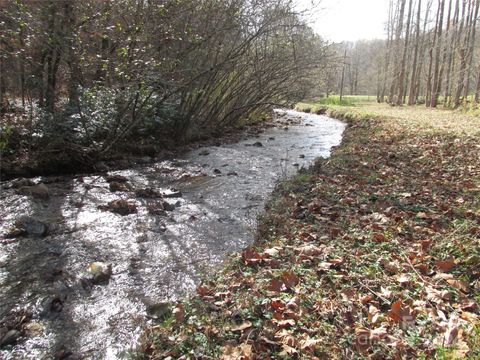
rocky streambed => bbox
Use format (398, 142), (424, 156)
(0, 110), (345, 359)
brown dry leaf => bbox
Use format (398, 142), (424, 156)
(268, 278), (286, 293)
(299, 336), (321, 351)
(270, 299), (285, 310)
(451, 338), (471, 358)
(388, 300), (415, 325)
(276, 319), (296, 329)
(318, 262), (332, 271)
(281, 344), (298, 356)
(196, 284), (211, 296)
(282, 271), (299, 289)
(460, 311), (479, 323)
(368, 305), (381, 324)
(435, 257), (456, 272)
(420, 239), (433, 252)
(397, 274), (411, 287)
(446, 279), (470, 293)
(329, 258), (344, 266)
(172, 303), (185, 323)
(263, 247), (282, 257)
(426, 286), (451, 304)
(242, 247), (263, 265)
(353, 327), (371, 353)
(444, 318), (459, 346)
(372, 232), (387, 242)
(361, 294), (374, 304)
(370, 327), (388, 341)
(286, 296), (300, 309)
(380, 287), (393, 299)
(221, 343), (252, 360)
(231, 321), (253, 332)
(340, 288), (356, 302)
(295, 244), (323, 256)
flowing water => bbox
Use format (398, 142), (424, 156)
(0, 110), (345, 359)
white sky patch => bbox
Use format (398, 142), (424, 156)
(296, 0), (389, 42)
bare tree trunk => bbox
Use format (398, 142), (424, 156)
(454, 0), (471, 108)
(396, 0), (413, 105)
(430, 0), (446, 107)
(339, 49), (347, 102)
(473, 66), (480, 107)
(380, 0), (396, 102)
(444, 0), (460, 107)
(408, 0), (422, 105)
(389, 0), (407, 104)
(463, 0), (479, 102)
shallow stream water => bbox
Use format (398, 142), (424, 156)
(0, 110), (345, 359)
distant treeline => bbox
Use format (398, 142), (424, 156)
(0, 0), (329, 169)
(321, 0), (480, 109)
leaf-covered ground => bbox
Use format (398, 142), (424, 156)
(137, 104), (480, 359)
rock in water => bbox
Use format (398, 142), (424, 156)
(252, 141), (263, 147)
(162, 201), (176, 212)
(9, 216), (48, 237)
(11, 178), (35, 189)
(105, 174), (128, 183)
(145, 302), (171, 320)
(109, 182), (130, 192)
(16, 183), (50, 200)
(88, 262), (112, 284)
(1, 329), (21, 347)
(98, 199), (137, 215)
(135, 188), (162, 198)
(147, 201), (166, 215)
(162, 188), (182, 198)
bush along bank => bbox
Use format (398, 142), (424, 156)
(135, 106), (480, 359)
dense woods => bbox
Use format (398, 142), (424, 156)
(0, 0), (329, 175)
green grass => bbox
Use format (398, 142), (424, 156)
(300, 95), (376, 107)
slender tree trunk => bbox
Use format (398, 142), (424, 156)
(339, 49), (347, 102)
(396, 0), (413, 105)
(408, 0), (422, 105)
(389, 0), (407, 104)
(444, 0), (460, 107)
(463, 0), (479, 102)
(430, 0), (446, 107)
(380, 0), (396, 102)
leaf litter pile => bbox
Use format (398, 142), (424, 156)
(138, 107), (480, 359)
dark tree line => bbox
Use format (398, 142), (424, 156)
(0, 0), (330, 173)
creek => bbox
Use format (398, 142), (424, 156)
(0, 110), (345, 359)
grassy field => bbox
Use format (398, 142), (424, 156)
(137, 102), (480, 359)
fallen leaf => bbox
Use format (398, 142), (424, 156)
(242, 247), (264, 265)
(373, 232), (387, 242)
(282, 271), (299, 289)
(397, 274), (411, 287)
(388, 300), (415, 326)
(268, 278), (286, 292)
(295, 244), (322, 256)
(231, 321), (252, 332)
(172, 303), (184, 323)
(435, 257), (456, 272)
(446, 279), (470, 293)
